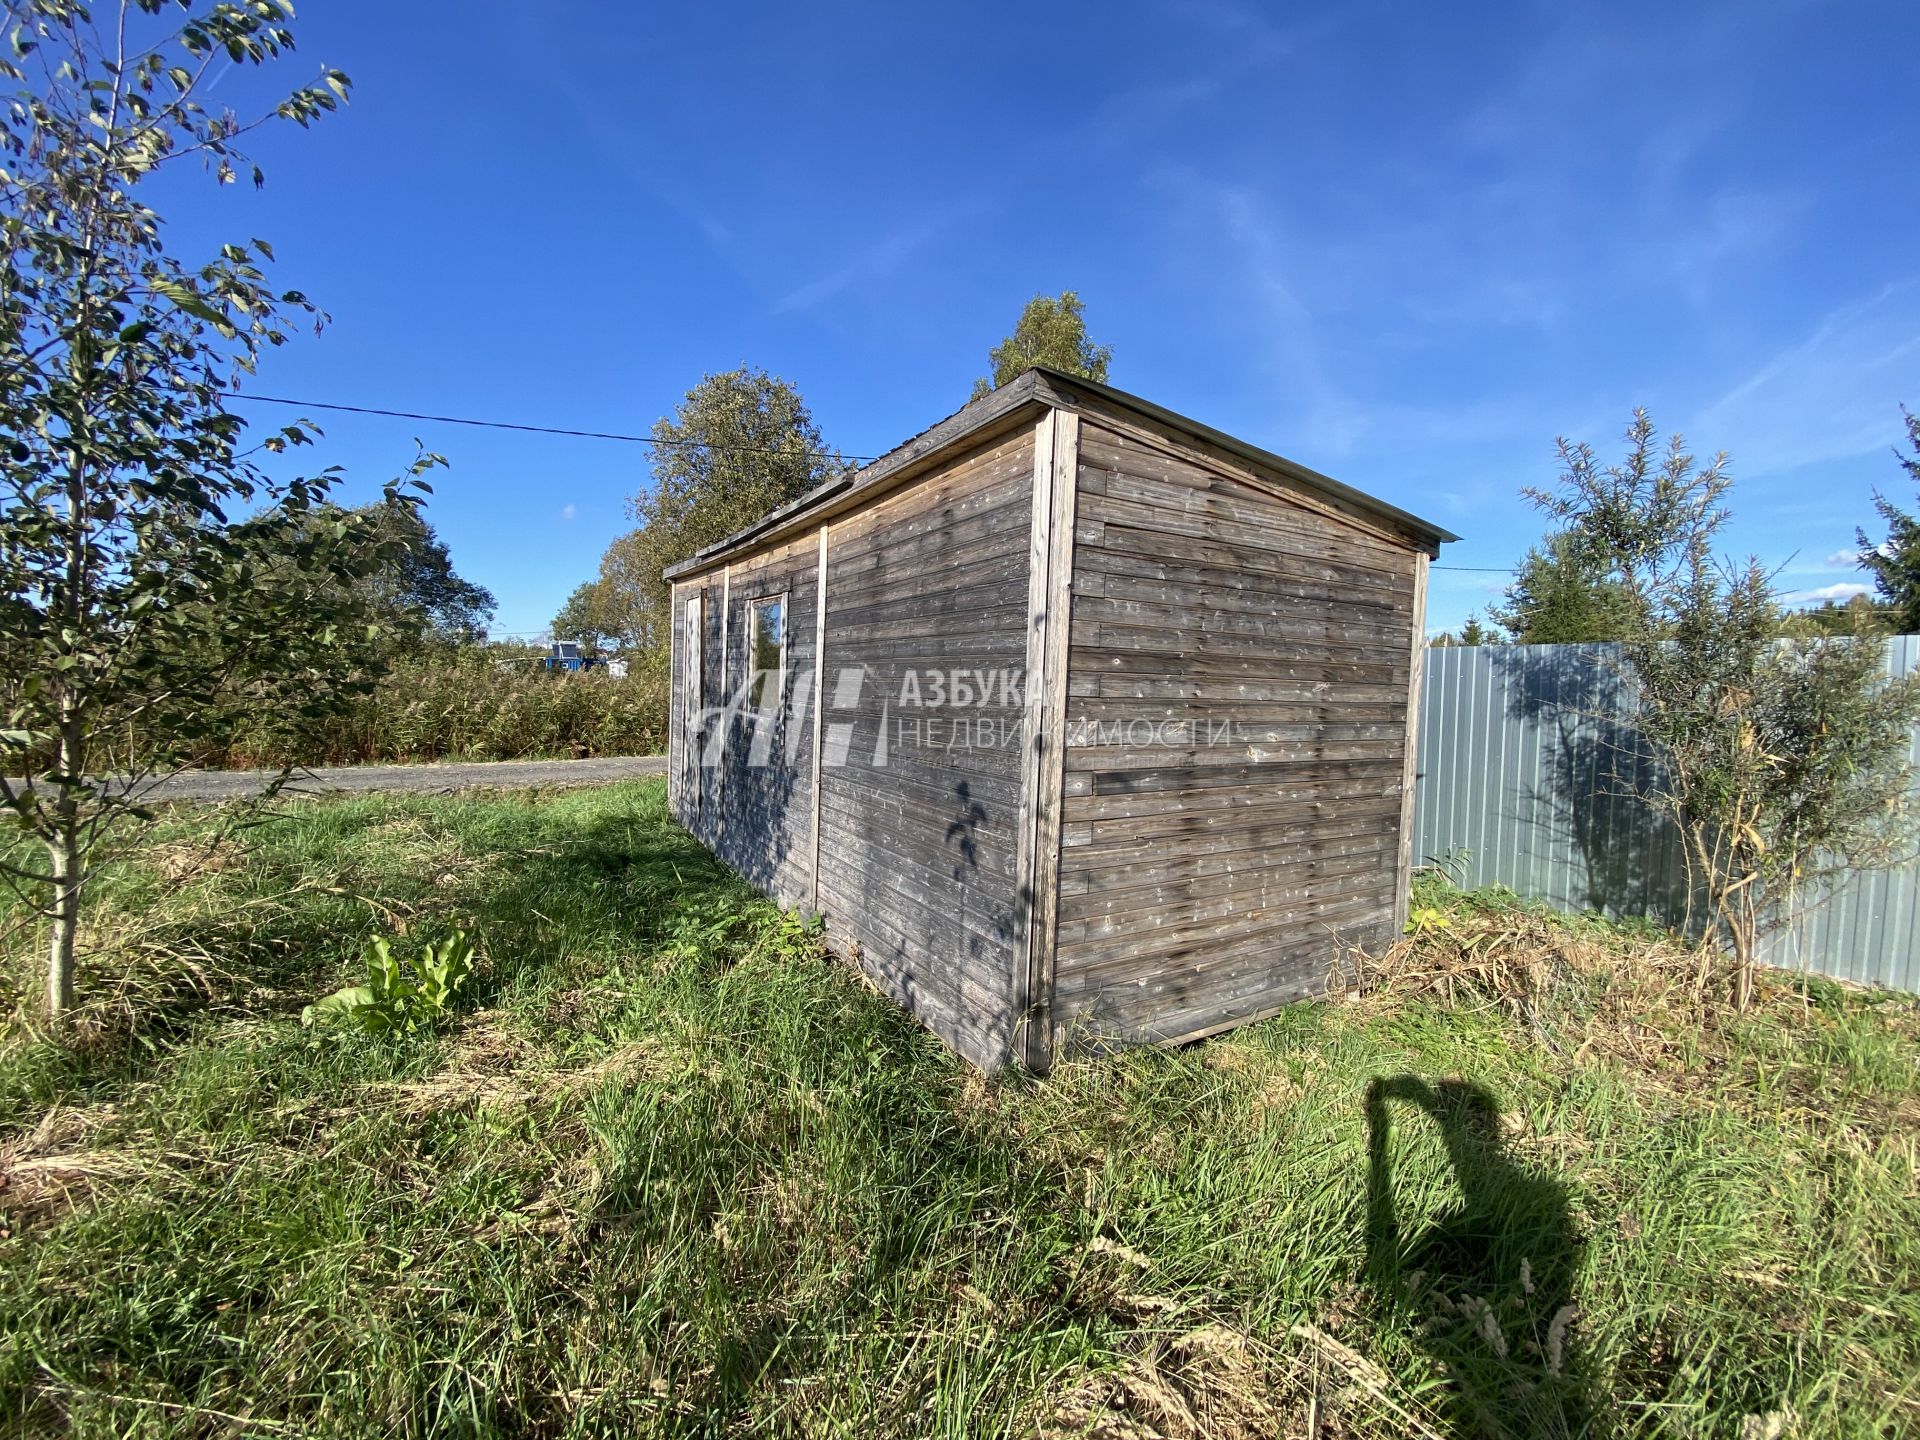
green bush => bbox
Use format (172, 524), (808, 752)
(193, 652), (667, 767)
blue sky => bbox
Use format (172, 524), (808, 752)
(163, 0), (1920, 637)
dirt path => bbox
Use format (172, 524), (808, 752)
(130, 755), (667, 804)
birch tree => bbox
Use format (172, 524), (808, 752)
(0, 1), (437, 1026)
(970, 290), (1111, 400)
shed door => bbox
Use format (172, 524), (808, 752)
(681, 592), (704, 823)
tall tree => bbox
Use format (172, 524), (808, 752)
(351, 497), (495, 647)
(970, 290), (1112, 400)
(1853, 409), (1920, 631)
(1777, 591), (1887, 638)
(0, 2), (437, 1026)
(558, 368), (846, 666)
(552, 529), (651, 657)
(1490, 531), (1636, 643)
(1529, 410), (1920, 1008)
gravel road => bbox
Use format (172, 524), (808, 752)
(100, 755), (667, 804)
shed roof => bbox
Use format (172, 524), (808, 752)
(662, 367), (1458, 581)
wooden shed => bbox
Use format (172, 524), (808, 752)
(664, 368), (1455, 1070)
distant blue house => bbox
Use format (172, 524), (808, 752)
(543, 641), (587, 672)
(539, 641), (625, 677)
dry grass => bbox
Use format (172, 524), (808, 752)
(1358, 879), (1920, 1125)
(0, 1104), (142, 1236)
(367, 1013), (670, 1119)
(1043, 1322), (1306, 1440)
(0, 788), (1915, 1437)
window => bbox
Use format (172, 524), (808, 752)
(748, 594), (785, 710)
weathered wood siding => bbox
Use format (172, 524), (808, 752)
(669, 531), (820, 912)
(666, 426), (1037, 1069)
(668, 386), (1436, 1069)
(667, 574), (721, 835)
(1052, 419), (1420, 1046)
(813, 427), (1035, 1069)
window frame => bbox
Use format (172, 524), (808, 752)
(746, 591), (788, 712)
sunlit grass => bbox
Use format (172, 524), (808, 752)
(1, 780), (1914, 1437)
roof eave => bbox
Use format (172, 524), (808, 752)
(663, 366), (1460, 581)
(1026, 365), (1461, 550)
(662, 372), (1048, 581)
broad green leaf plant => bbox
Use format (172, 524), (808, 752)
(303, 932), (477, 1036)
(0, 2), (443, 1028)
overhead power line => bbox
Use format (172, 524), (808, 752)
(226, 394), (1538, 570)
(228, 392), (878, 464)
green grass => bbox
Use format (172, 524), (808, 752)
(1, 780), (1916, 1438)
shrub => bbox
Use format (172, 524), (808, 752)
(1525, 411), (1920, 1008)
(192, 653), (667, 767)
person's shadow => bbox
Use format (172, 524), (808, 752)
(1365, 1076), (1593, 1438)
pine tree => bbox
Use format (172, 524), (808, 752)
(1854, 410), (1920, 632)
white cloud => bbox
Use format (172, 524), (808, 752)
(1783, 582), (1872, 605)
(652, 185), (735, 250)
(1209, 187), (1370, 455)
(560, 504), (577, 522)
(1824, 548), (1861, 566)
(772, 205), (973, 315)
(1639, 188), (1806, 300)
(1695, 281), (1920, 475)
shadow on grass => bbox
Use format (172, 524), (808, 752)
(0, 786), (748, 1132)
(1366, 1075), (1590, 1439)
(4, 788), (1617, 1435)
(452, 797), (753, 1008)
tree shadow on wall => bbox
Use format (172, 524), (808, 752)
(703, 665), (805, 904)
(1489, 643), (1694, 927)
(944, 779), (987, 878)
(1365, 1075), (1593, 1439)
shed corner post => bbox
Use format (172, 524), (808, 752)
(808, 526), (829, 914)
(666, 581), (679, 818)
(715, 563), (731, 850)
(1013, 406), (1081, 1072)
(1394, 549), (1432, 938)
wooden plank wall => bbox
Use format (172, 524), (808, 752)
(813, 427), (1035, 1069)
(668, 579), (719, 835)
(667, 586), (684, 818)
(669, 532), (820, 912)
(1051, 419), (1420, 1047)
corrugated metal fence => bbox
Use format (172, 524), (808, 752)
(1411, 637), (1920, 993)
